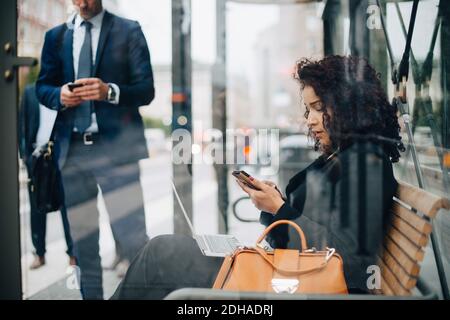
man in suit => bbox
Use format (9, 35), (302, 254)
(36, 0), (154, 299)
(19, 84), (75, 270)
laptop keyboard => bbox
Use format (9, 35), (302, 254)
(203, 235), (240, 254)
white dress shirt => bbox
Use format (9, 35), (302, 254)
(72, 10), (120, 133)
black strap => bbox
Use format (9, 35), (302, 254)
(394, 0), (442, 85)
(393, 1), (420, 84)
(377, 0), (420, 86)
(397, 0), (420, 84)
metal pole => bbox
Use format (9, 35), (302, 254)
(212, 0), (229, 234)
(172, 0), (193, 236)
(396, 98), (426, 186)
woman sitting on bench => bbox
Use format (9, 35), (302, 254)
(111, 55), (405, 299)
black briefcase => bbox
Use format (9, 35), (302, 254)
(28, 140), (64, 213)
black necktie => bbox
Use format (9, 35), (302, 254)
(74, 20), (93, 133)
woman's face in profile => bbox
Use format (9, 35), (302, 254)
(302, 85), (332, 153)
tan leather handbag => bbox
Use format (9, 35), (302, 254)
(213, 220), (348, 294)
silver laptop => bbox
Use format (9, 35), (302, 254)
(171, 180), (242, 257)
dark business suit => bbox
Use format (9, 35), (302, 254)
(36, 11), (154, 299)
(19, 84), (73, 258)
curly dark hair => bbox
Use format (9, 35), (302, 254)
(294, 55), (405, 163)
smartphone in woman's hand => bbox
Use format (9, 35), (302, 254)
(232, 170), (261, 191)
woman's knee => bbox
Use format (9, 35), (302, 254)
(148, 234), (195, 249)
(143, 234), (199, 261)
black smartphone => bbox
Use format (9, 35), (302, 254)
(232, 170), (261, 191)
(68, 83), (84, 92)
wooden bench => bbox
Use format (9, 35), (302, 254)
(166, 180), (450, 300)
(376, 181), (450, 296)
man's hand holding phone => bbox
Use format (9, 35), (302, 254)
(60, 83), (84, 108)
(71, 78), (109, 101)
(61, 78), (110, 108)
(233, 170), (285, 214)
(68, 83), (84, 91)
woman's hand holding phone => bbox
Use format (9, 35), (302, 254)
(260, 180), (285, 199)
(234, 171), (285, 214)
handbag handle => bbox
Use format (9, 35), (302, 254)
(256, 219), (307, 252)
(254, 246), (329, 277)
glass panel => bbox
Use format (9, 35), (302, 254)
(386, 0), (450, 297)
(226, 1), (322, 244)
(18, 0), (172, 299)
(15, 0), (449, 300)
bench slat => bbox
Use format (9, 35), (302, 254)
(380, 249), (417, 289)
(383, 239), (421, 277)
(396, 182), (450, 218)
(389, 214), (429, 247)
(379, 259), (410, 296)
(387, 227), (425, 262)
(375, 181), (447, 296)
(391, 202), (432, 235)
(380, 275), (395, 296)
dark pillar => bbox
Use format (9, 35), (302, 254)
(441, 1), (450, 149)
(323, 0), (345, 56)
(0, 0), (37, 299)
(213, 0), (228, 234)
(349, 0), (388, 91)
(172, 0), (193, 235)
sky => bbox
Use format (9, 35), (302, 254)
(114, 0), (279, 73)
